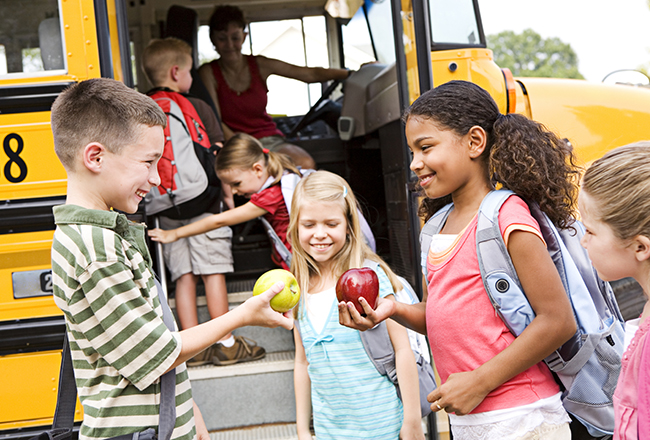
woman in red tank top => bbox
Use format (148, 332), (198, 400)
(198, 5), (351, 170)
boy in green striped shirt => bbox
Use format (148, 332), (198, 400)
(49, 78), (294, 440)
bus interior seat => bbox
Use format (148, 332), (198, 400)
(38, 17), (63, 70)
(165, 4), (221, 122)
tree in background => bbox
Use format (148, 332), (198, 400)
(487, 28), (584, 79)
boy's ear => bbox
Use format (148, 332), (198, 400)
(467, 126), (487, 159)
(82, 142), (107, 173)
(170, 65), (180, 82)
(633, 235), (650, 262)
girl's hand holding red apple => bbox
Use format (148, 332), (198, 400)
(337, 295), (396, 331)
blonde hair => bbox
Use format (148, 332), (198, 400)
(288, 170), (401, 297)
(582, 141), (650, 241)
(50, 78), (166, 171)
(216, 133), (300, 183)
(142, 37), (192, 87)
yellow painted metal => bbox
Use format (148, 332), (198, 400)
(514, 77), (650, 166)
(0, 351), (82, 428)
(106, 0), (125, 83)
(430, 48), (509, 113)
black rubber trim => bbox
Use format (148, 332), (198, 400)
(0, 196), (65, 234)
(0, 316), (66, 356)
(0, 83), (73, 115)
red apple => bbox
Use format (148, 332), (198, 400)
(335, 268), (379, 316)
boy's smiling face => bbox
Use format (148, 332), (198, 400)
(99, 124), (164, 213)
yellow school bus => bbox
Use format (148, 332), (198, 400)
(1, 0), (649, 439)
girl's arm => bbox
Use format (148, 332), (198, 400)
(386, 318), (425, 440)
(192, 400), (210, 440)
(293, 327), (313, 440)
(338, 296), (428, 335)
(148, 202), (267, 243)
(257, 56), (349, 84)
(428, 230), (576, 415)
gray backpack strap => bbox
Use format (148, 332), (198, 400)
(359, 322), (397, 383)
(419, 204), (453, 280)
(154, 277), (177, 440)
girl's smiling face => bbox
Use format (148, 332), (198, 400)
(405, 116), (475, 199)
(298, 200), (348, 271)
(218, 162), (268, 198)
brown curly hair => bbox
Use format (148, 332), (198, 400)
(403, 81), (580, 228)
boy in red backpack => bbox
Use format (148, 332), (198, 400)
(142, 37), (266, 365)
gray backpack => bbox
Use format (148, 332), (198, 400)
(358, 260), (437, 417)
(420, 189), (624, 437)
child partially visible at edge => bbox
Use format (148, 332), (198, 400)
(49, 78), (293, 440)
(149, 132), (300, 270)
(290, 170), (425, 440)
(339, 80), (579, 439)
(579, 143), (650, 440)
(141, 37), (266, 367)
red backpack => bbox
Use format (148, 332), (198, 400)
(145, 89), (221, 219)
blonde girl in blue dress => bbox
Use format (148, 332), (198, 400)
(290, 170), (425, 440)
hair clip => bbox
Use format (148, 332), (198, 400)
(342, 186), (348, 198)
(262, 148), (270, 154)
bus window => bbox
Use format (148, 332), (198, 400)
(429, 0), (483, 47)
(340, 1), (396, 71)
(199, 16), (331, 117)
(0, 0), (65, 77)
(340, 8), (377, 69)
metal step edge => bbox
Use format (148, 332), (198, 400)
(188, 350), (294, 381)
(209, 423), (312, 440)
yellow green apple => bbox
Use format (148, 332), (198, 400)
(252, 269), (301, 313)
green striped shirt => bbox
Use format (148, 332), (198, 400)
(51, 205), (195, 440)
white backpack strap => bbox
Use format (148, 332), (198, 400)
(419, 203), (453, 280)
(259, 216), (292, 268)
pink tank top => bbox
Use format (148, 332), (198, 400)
(210, 56), (284, 139)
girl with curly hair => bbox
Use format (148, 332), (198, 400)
(339, 80), (581, 439)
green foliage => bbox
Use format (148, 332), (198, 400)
(487, 29), (584, 79)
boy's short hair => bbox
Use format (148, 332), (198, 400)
(142, 37), (193, 87)
(51, 78), (166, 171)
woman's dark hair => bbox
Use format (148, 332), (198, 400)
(403, 80), (580, 228)
(209, 5), (246, 33)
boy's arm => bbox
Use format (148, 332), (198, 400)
(148, 202), (267, 243)
(166, 283), (294, 371)
(387, 318), (425, 440)
(293, 327), (313, 440)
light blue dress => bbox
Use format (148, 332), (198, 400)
(297, 266), (403, 439)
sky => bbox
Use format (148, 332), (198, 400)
(479, 0), (650, 82)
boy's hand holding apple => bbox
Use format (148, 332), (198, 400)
(238, 282), (295, 331)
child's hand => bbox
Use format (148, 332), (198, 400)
(238, 282), (295, 331)
(427, 370), (491, 416)
(338, 295), (395, 330)
(148, 228), (178, 244)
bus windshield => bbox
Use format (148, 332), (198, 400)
(429, 0), (484, 48)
